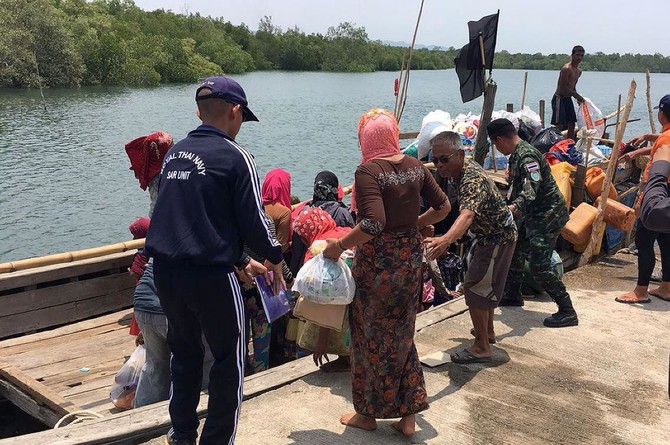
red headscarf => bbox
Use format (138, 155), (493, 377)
(125, 131), (173, 190)
(351, 109), (401, 211)
(292, 207), (351, 261)
(262, 168), (292, 209)
(129, 217), (151, 239)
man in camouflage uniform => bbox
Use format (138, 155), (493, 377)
(487, 118), (578, 328)
(425, 131), (517, 363)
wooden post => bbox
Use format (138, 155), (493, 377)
(539, 99), (545, 128)
(578, 80), (637, 266)
(473, 81), (498, 167)
(521, 71), (528, 109)
(506, 103), (514, 113)
(646, 68), (657, 133)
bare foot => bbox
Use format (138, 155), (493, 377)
(649, 287), (670, 301)
(340, 412), (377, 431)
(391, 414), (416, 437)
(615, 290), (651, 304)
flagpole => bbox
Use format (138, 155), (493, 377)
(477, 32), (497, 172)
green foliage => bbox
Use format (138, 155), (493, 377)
(2, 0), (670, 88)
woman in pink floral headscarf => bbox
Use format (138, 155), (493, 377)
(293, 207), (351, 262)
(293, 207), (353, 372)
(323, 109), (450, 437)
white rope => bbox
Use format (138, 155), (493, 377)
(54, 410), (104, 428)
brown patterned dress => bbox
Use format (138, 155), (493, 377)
(351, 156), (448, 418)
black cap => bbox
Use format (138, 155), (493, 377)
(195, 76), (259, 122)
(653, 94), (670, 113)
(487, 118), (516, 138)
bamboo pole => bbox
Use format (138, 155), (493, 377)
(521, 71), (528, 109)
(506, 103), (514, 113)
(646, 68), (657, 134)
(578, 80), (636, 266)
(395, 0), (425, 123)
(539, 99), (545, 128)
(33, 51), (47, 111)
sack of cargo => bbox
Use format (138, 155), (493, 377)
(594, 197), (635, 231)
(530, 127), (565, 153)
(561, 203), (598, 245)
(576, 98), (605, 138)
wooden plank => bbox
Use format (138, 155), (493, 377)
(416, 296), (468, 331)
(0, 251), (135, 293)
(0, 379), (61, 427)
(399, 131), (419, 140)
(0, 364), (82, 423)
(0, 309), (132, 351)
(1, 272), (135, 319)
(0, 288), (133, 339)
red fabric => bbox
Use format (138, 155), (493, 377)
(549, 139), (575, 154)
(292, 207), (351, 261)
(129, 217), (151, 239)
(291, 201), (309, 220)
(544, 153), (561, 165)
(262, 168), (292, 209)
(337, 185), (345, 201)
(129, 314), (141, 336)
(130, 251), (148, 278)
(125, 131), (173, 190)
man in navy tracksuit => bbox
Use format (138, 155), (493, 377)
(146, 76), (283, 445)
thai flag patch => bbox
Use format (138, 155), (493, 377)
(525, 162), (539, 172)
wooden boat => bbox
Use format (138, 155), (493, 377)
(0, 242), (467, 443)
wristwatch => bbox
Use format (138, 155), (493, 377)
(235, 255), (251, 270)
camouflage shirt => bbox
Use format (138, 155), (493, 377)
(507, 139), (569, 234)
(456, 158), (517, 245)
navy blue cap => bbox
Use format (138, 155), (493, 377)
(653, 94), (670, 112)
(195, 76), (259, 122)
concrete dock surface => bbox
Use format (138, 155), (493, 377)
(144, 252), (670, 445)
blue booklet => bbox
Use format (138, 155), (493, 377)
(254, 272), (291, 322)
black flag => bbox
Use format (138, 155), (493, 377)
(454, 11), (500, 103)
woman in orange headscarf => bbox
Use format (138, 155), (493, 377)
(323, 109), (450, 436)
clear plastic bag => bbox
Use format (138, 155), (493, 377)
(110, 345), (146, 410)
(293, 253), (355, 305)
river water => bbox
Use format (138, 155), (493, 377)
(1, 69), (669, 262)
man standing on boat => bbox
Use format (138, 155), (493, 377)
(551, 45), (585, 141)
(487, 118), (579, 328)
(145, 76), (284, 445)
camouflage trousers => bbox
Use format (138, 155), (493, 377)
(503, 227), (569, 302)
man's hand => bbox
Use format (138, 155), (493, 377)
(576, 94), (584, 104)
(508, 204), (520, 219)
(619, 150), (640, 163)
(653, 144), (670, 163)
(241, 258), (268, 283)
(628, 134), (647, 147)
(135, 332), (144, 346)
(423, 235), (450, 261)
(419, 225), (435, 238)
(263, 260), (286, 296)
(322, 238), (343, 260)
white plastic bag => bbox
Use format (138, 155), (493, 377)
(110, 345), (146, 410)
(293, 253), (355, 305)
(576, 98), (605, 138)
(417, 110), (452, 159)
(514, 106), (543, 135)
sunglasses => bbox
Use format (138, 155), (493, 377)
(433, 151), (460, 164)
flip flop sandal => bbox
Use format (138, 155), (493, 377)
(615, 296), (651, 304)
(648, 292), (670, 302)
(469, 328), (496, 344)
(450, 348), (492, 364)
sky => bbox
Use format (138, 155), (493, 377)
(133, 0), (668, 56)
